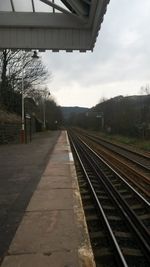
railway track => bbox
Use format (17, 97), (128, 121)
(68, 130), (150, 267)
(73, 129), (150, 200)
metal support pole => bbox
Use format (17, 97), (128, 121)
(20, 68), (25, 143)
(43, 91), (50, 130)
(43, 99), (46, 130)
(101, 116), (104, 130)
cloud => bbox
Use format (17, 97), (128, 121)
(42, 0), (150, 107)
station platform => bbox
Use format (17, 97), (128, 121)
(1, 131), (95, 267)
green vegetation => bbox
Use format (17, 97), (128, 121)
(64, 95), (150, 153)
(98, 133), (150, 152)
(66, 95), (150, 143)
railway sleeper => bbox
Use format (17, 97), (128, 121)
(90, 231), (105, 238)
(78, 181), (87, 187)
(107, 215), (122, 221)
(131, 204), (144, 210)
(96, 190), (108, 195)
(84, 205), (95, 211)
(122, 194), (133, 199)
(138, 213), (150, 220)
(81, 195), (91, 200)
(97, 195), (108, 200)
(112, 183), (122, 188)
(122, 247), (143, 256)
(114, 231), (132, 238)
(86, 215), (99, 221)
(91, 236), (110, 246)
(102, 205), (116, 210)
(80, 189), (89, 195)
(94, 248), (113, 257)
(135, 209), (150, 218)
(117, 189), (127, 194)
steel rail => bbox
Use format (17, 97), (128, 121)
(68, 130), (150, 264)
(74, 131), (150, 207)
(69, 133), (128, 267)
(77, 130), (150, 172)
(80, 144), (150, 255)
(75, 130), (150, 199)
(98, 146), (150, 198)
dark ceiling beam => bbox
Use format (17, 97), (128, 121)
(10, 0), (15, 12)
(39, 0), (87, 22)
(61, 0), (89, 16)
(39, 0), (72, 15)
(31, 0), (35, 12)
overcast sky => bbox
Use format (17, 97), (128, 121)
(42, 0), (150, 108)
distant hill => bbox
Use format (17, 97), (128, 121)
(61, 106), (89, 120)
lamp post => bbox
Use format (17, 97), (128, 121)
(43, 91), (50, 130)
(43, 98), (46, 130)
(20, 69), (25, 143)
(20, 51), (39, 143)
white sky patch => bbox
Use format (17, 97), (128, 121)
(119, 30), (141, 48)
(42, 0), (150, 108)
(50, 80), (148, 108)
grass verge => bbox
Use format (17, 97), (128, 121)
(99, 133), (150, 152)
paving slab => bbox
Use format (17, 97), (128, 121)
(37, 175), (73, 189)
(43, 164), (71, 176)
(1, 251), (80, 267)
(1, 131), (96, 267)
(26, 189), (74, 211)
(9, 210), (79, 254)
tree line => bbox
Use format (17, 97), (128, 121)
(66, 94), (150, 139)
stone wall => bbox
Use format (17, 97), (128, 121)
(0, 123), (21, 144)
(0, 116), (42, 145)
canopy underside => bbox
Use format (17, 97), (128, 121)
(0, 0), (110, 51)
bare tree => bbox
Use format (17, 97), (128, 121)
(0, 49), (50, 110)
(98, 96), (107, 104)
(140, 84), (150, 95)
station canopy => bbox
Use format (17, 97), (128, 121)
(0, 0), (110, 51)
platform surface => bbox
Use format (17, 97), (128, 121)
(1, 131), (95, 267)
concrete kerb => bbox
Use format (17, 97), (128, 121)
(65, 132), (96, 267)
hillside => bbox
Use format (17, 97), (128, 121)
(61, 106), (89, 120)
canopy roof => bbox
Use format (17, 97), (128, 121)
(0, 0), (110, 51)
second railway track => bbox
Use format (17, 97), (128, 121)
(74, 129), (150, 200)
